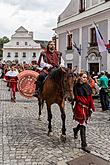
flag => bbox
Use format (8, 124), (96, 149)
(94, 22), (107, 53)
(73, 42), (81, 55)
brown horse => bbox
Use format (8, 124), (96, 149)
(37, 67), (76, 141)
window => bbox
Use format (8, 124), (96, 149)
(32, 52), (36, 57)
(7, 52), (11, 57)
(25, 42), (27, 45)
(23, 52), (26, 57)
(79, 0), (85, 13)
(67, 33), (72, 50)
(15, 52), (18, 57)
(90, 28), (97, 47)
(16, 42), (19, 45)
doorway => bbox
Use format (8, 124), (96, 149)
(89, 63), (99, 75)
(67, 63), (72, 69)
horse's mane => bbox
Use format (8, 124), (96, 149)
(50, 67), (65, 83)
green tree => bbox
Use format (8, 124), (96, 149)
(0, 36), (9, 59)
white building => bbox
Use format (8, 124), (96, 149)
(55, 0), (110, 74)
(3, 26), (42, 64)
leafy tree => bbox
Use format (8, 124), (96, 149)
(0, 36), (9, 58)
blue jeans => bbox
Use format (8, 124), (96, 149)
(99, 88), (109, 111)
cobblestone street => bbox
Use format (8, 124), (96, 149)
(0, 79), (110, 165)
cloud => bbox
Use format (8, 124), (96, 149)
(2, 0), (67, 12)
(0, 0), (70, 40)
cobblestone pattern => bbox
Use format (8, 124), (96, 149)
(0, 79), (110, 165)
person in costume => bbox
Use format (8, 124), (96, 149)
(33, 40), (65, 97)
(5, 65), (18, 102)
(73, 72), (95, 153)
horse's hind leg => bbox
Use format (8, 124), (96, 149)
(47, 104), (53, 136)
(38, 98), (42, 120)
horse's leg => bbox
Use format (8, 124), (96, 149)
(38, 98), (42, 120)
(59, 100), (66, 142)
(47, 103), (53, 136)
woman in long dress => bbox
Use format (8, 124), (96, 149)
(73, 72), (95, 153)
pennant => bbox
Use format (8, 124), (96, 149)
(94, 22), (107, 53)
(73, 42), (81, 55)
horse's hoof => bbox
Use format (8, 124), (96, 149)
(60, 134), (66, 142)
(38, 116), (41, 121)
(47, 131), (53, 136)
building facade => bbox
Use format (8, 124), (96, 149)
(3, 26), (42, 64)
(55, 0), (110, 74)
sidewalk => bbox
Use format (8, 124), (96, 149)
(0, 79), (110, 165)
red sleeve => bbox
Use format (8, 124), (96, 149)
(88, 95), (96, 112)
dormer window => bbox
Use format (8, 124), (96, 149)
(79, 0), (85, 13)
(16, 42), (19, 45)
(67, 33), (72, 50)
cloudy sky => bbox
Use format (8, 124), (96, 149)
(0, 0), (70, 40)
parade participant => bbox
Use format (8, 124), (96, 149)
(73, 72), (95, 153)
(5, 65), (18, 102)
(33, 40), (65, 97)
(98, 71), (109, 111)
(87, 74), (96, 96)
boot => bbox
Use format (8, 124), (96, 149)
(33, 88), (40, 97)
(80, 125), (90, 153)
(73, 124), (80, 139)
(33, 80), (41, 97)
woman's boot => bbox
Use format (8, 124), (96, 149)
(73, 124), (80, 139)
(80, 125), (90, 153)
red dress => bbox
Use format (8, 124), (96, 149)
(73, 83), (95, 124)
(5, 70), (18, 101)
(9, 76), (18, 92)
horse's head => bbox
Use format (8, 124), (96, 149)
(49, 67), (76, 100)
(63, 67), (77, 102)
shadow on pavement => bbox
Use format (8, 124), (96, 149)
(67, 153), (110, 165)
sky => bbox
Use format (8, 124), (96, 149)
(0, 0), (70, 41)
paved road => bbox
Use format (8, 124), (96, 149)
(0, 79), (110, 165)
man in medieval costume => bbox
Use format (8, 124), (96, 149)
(33, 40), (65, 97)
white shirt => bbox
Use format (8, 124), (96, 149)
(40, 56), (65, 69)
(5, 70), (18, 77)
